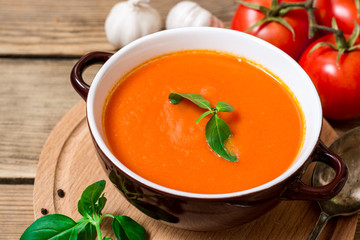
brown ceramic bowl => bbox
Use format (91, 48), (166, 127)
(70, 27), (347, 231)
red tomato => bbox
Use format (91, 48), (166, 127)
(315, 0), (360, 34)
(299, 34), (360, 120)
(231, 0), (313, 60)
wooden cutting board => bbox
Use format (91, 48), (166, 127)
(33, 101), (358, 239)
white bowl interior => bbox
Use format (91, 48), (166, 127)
(87, 27), (322, 199)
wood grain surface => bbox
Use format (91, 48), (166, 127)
(1, 0), (360, 238)
(0, 59), (104, 180)
(0, 0), (236, 56)
(0, 184), (34, 239)
(32, 101), (358, 240)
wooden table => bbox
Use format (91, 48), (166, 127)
(0, 0), (359, 239)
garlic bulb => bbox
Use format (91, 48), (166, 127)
(105, 0), (163, 48)
(166, 1), (224, 29)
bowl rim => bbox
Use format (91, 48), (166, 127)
(86, 27), (323, 200)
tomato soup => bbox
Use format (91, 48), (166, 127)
(103, 50), (305, 194)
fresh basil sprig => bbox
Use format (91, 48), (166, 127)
(168, 93), (238, 162)
(21, 180), (146, 240)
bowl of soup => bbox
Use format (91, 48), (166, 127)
(70, 27), (347, 231)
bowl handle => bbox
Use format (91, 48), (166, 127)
(282, 141), (348, 201)
(70, 51), (113, 101)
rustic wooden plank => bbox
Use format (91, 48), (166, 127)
(0, 58), (100, 179)
(0, 184), (34, 239)
(0, 185), (359, 240)
(0, 0), (237, 56)
(0, 184), (358, 239)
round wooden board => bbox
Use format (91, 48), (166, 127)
(34, 101), (358, 239)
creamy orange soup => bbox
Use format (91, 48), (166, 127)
(103, 50), (304, 194)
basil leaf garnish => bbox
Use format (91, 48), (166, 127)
(21, 180), (146, 240)
(20, 214), (80, 240)
(196, 110), (213, 124)
(205, 115), (237, 162)
(216, 101), (235, 112)
(78, 180), (105, 218)
(169, 93), (212, 110)
(97, 193), (107, 215)
(112, 215), (146, 240)
(169, 92), (237, 162)
(77, 219), (96, 240)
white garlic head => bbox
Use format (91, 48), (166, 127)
(166, 1), (224, 29)
(105, 0), (163, 49)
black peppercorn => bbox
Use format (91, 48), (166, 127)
(41, 208), (48, 215)
(57, 189), (65, 198)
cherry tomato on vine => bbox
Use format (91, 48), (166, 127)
(315, 0), (360, 34)
(299, 34), (360, 120)
(231, 0), (314, 60)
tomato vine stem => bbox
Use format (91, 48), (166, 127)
(236, 0), (359, 64)
(304, 0), (347, 48)
(236, 0), (309, 40)
(304, 0), (360, 67)
(237, 0), (348, 47)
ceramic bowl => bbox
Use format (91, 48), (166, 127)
(70, 27), (347, 231)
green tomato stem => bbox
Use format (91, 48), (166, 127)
(239, 0), (349, 47)
(305, 0), (347, 45)
(268, 0), (279, 16)
(237, 0), (306, 40)
(305, 0), (317, 38)
(270, 2), (305, 17)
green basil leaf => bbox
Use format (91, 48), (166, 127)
(78, 180), (106, 219)
(77, 219), (96, 240)
(215, 101), (235, 112)
(205, 115), (238, 162)
(112, 216), (146, 240)
(97, 194), (107, 215)
(196, 110), (213, 124)
(169, 93), (212, 110)
(69, 228), (78, 240)
(20, 214), (80, 240)
(77, 200), (90, 220)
